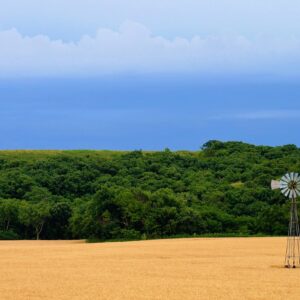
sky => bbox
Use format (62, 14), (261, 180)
(0, 0), (299, 149)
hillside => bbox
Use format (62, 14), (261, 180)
(0, 140), (299, 240)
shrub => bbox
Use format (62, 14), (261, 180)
(0, 230), (20, 240)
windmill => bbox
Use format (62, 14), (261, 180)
(271, 173), (300, 268)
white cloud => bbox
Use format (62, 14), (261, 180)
(1, 20), (300, 77)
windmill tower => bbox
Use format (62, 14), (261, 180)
(271, 173), (300, 268)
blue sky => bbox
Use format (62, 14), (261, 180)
(0, 1), (299, 149)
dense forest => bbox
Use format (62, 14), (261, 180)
(0, 140), (299, 240)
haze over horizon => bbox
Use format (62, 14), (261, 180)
(1, 1), (299, 149)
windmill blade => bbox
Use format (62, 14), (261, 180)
(292, 190), (297, 199)
(281, 175), (290, 183)
(293, 189), (298, 198)
(284, 189), (290, 197)
(281, 187), (289, 195)
(280, 181), (288, 188)
(271, 180), (281, 190)
(272, 173), (300, 199)
(291, 190), (296, 198)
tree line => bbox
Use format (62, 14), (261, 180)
(0, 141), (299, 240)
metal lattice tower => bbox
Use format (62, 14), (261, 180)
(271, 172), (300, 268)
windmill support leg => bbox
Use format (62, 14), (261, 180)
(285, 197), (300, 268)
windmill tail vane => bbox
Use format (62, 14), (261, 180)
(271, 172), (300, 268)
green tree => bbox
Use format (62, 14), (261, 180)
(19, 202), (51, 240)
(0, 199), (18, 231)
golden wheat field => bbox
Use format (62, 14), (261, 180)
(0, 238), (299, 300)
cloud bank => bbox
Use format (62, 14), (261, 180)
(1, 21), (300, 77)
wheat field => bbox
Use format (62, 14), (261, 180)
(0, 238), (299, 300)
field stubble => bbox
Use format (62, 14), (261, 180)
(0, 238), (299, 300)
